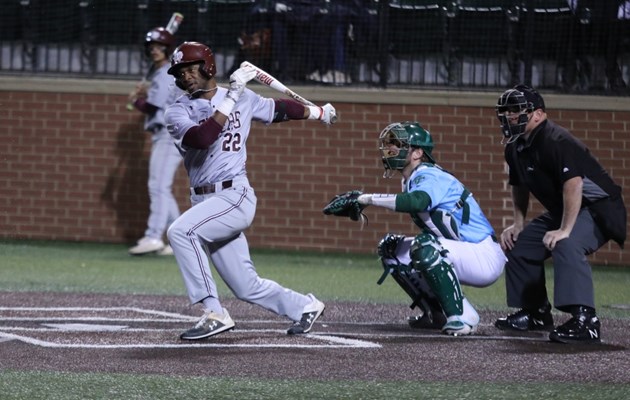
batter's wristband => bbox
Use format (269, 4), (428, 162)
(216, 97), (236, 117)
(307, 105), (323, 120)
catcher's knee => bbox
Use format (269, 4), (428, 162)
(409, 232), (448, 272)
(377, 233), (405, 261)
(377, 233), (408, 285)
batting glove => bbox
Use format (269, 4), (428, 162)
(307, 103), (337, 125)
(228, 65), (256, 100)
(217, 65), (257, 116)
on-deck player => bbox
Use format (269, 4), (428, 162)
(164, 41), (335, 340)
(353, 122), (506, 335)
(128, 27), (183, 256)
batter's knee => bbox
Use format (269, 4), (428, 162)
(166, 217), (187, 244)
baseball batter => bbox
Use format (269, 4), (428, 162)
(164, 41), (335, 340)
(128, 27), (183, 256)
(344, 122), (506, 335)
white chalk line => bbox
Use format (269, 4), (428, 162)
(0, 331), (380, 349)
(0, 306), (195, 322)
(0, 317), (192, 323)
(0, 306), (381, 349)
(0, 307), (194, 320)
(0, 306), (549, 348)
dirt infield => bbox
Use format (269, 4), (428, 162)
(1, 291), (628, 383)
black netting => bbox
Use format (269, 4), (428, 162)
(0, 0), (628, 93)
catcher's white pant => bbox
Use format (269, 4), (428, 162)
(385, 235), (506, 288)
(167, 176), (312, 321)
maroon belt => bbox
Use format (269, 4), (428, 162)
(193, 180), (233, 194)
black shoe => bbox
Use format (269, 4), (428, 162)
(180, 308), (235, 341)
(549, 308), (601, 344)
(495, 303), (554, 332)
(408, 309), (447, 330)
(287, 295), (325, 335)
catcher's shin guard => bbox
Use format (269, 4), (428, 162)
(391, 269), (444, 322)
(410, 232), (464, 317)
(377, 233), (444, 322)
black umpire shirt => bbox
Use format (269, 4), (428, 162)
(506, 119), (613, 214)
(504, 119), (626, 246)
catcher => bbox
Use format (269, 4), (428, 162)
(324, 122), (506, 335)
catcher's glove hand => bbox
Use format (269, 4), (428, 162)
(323, 190), (368, 223)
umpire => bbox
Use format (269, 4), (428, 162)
(494, 85), (627, 344)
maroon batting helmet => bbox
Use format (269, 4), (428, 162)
(168, 42), (217, 90)
(144, 27), (176, 56)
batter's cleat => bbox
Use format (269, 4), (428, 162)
(157, 244), (174, 256)
(128, 237), (164, 255)
(549, 308), (601, 344)
(441, 315), (477, 336)
(408, 310), (447, 330)
(180, 308), (235, 340)
(495, 303), (554, 332)
(287, 294), (325, 335)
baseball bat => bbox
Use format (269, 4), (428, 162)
(165, 12), (184, 35)
(240, 61), (337, 123)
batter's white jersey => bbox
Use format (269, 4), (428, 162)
(165, 87), (274, 186)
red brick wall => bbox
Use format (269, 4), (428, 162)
(1, 79), (628, 265)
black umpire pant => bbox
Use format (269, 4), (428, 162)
(505, 208), (608, 312)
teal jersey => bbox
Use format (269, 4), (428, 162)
(405, 163), (495, 243)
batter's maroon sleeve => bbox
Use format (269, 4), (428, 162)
(182, 118), (223, 149)
(272, 99), (306, 122)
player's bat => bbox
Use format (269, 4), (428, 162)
(165, 12), (184, 35)
(240, 61), (337, 123)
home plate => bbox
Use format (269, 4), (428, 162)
(42, 323), (129, 332)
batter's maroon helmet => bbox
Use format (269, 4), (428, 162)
(168, 41), (216, 89)
(144, 27), (176, 56)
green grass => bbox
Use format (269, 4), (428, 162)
(0, 370), (629, 400)
(1, 239), (630, 399)
(0, 239), (406, 302)
(2, 239), (629, 315)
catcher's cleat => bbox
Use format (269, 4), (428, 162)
(287, 294), (325, 335)
(549, 308), (601, 344)
(408, 310), (447, 330)
(180, 308), (235, 340)
(495, 303), (554, 332)
(441, 316), (476, 336)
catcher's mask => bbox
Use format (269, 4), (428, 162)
(144, 27), (175, 58)
(168, 41), (217, 90)
(495, 85), (544, 145)
(379, 122), (435, 178)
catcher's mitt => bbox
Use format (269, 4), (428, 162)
(323, 190), (367, 223)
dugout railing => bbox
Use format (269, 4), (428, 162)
(0, 0), (629, 94)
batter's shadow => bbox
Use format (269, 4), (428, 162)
(101, 121), (150, 243)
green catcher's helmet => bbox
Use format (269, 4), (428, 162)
(379, 122), (435, 177)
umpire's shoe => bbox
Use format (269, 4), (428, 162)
(495, 302), (554, 331)
(549, 307), (601, 344)
(287, 294), (325, 335)
(180, 308), (235, 340)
